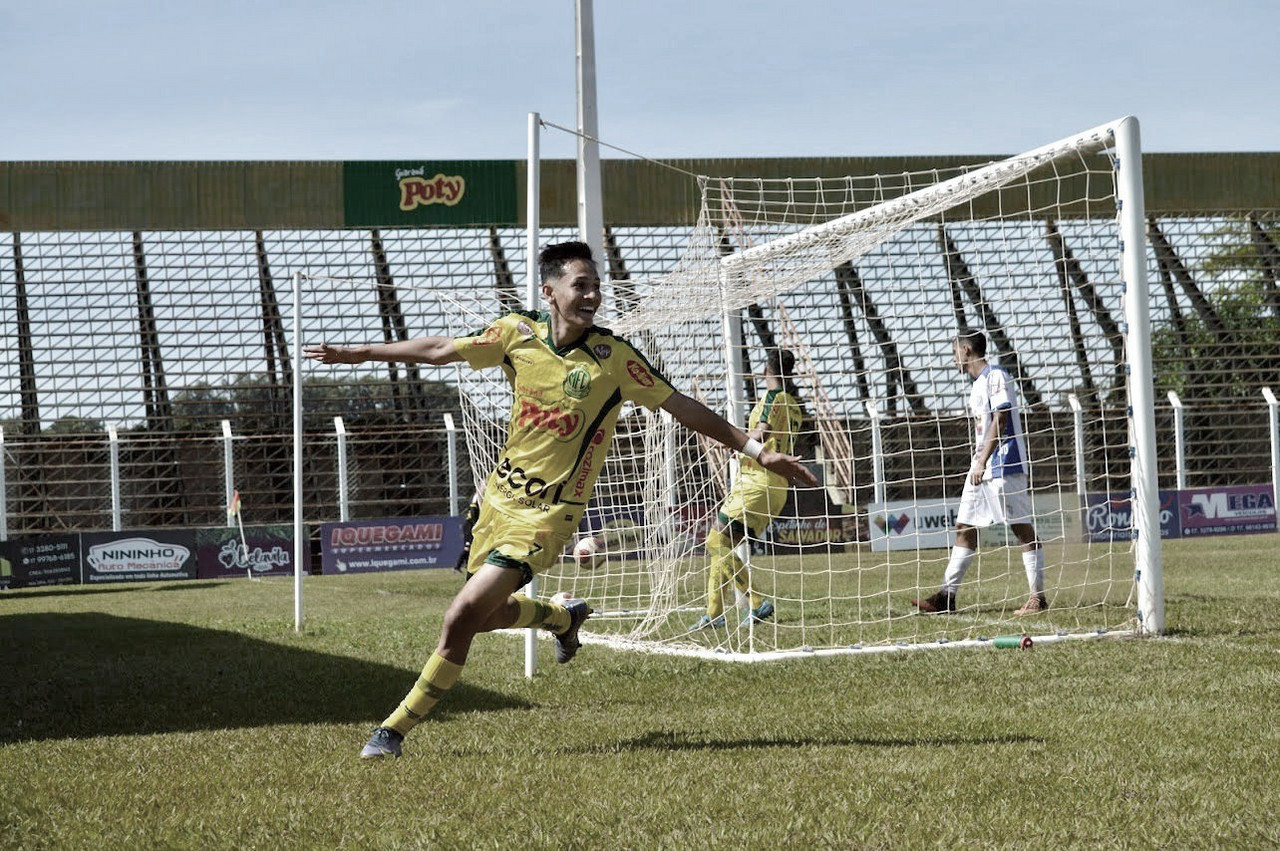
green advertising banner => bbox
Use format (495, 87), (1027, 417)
(342, 160), (519, 227)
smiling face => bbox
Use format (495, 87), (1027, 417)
(543, 257), (601, 343)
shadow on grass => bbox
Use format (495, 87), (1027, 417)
(569, 729), (1043, 754)
(1, 582), (235, 601)
(0, 612), (530, 745)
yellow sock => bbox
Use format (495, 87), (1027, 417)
(509, 593), (572, 633)
(704, 528), (739, 618)
(382, 652), (464, 735)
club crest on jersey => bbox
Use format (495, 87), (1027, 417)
(626, 359), (655, 388)
(563, 366), (592, 399)
(593, 343), (612, 360)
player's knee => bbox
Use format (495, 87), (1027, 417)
(441, 596), (488, 639)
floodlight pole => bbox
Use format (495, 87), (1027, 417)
(576, 0), (604, 271)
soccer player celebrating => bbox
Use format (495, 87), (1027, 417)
(912, 328), (1047, 616)
(304, 241), (817, 759)
(690, 348), (804, 630)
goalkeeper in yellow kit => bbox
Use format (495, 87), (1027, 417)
(690, 349), (804, 630)
(304, 241), (817, 759)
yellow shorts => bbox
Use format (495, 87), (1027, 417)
(718, 478), (789, 538)
(466, 503), (577, 583)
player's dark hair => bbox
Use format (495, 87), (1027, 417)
(767, 348), (796, 382)
(954, 327), (988, 357)
(767, 347), (803, 399)
(538, 241), (595, 283)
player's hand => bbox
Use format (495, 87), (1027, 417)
(760, 449), (818, 487)
(969, 464), (985, 486)
(303, 343), (365, 365)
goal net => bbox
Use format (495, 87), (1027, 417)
(460, 116), (1162, 659)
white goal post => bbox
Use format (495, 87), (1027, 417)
(454, 116), (1163, 660)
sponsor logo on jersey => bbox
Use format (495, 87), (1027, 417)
(593, 343), (612, 360)
(516, 320), (534, 336)
(398, 172), (466, 210)
(563, 365), (592, 399)
(572, 429), (607, 499)
(516, 399), (585, 441)
(493, 456), (565, 512)
(626, 359), (655, 387)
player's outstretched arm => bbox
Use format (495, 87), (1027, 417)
(303, 337), (463, 367)
(660, 391), (818, 486)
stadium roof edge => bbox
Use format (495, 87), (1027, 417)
(1, 153), (1278, 232)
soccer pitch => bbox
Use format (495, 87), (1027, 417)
(2, 535), (1277, 847)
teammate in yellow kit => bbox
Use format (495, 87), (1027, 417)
(305, 241), (817, 759)
(690, 349), (804, 630)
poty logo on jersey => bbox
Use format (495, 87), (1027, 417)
(873, 513), (911, 535)
(87, 538), (191, 573)
(516, 399), (585, 441)
(1185, 490), (1274, 520)
(563, 366), (592, 399)
(397, 170), (466, 210)
(626, 359), (654, 388)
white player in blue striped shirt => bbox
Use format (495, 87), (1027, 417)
(913, 328), (1047, 615)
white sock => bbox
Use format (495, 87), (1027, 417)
(942, 546), (976, 595)
(1022, 548), (1045, 595)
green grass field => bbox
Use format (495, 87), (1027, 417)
(3, 536), (1278, 848)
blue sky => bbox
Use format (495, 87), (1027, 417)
(1, 0), (1275, 162)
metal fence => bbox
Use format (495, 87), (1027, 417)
(2, 211), (1278, 535)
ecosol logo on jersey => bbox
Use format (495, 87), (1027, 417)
(87, 538), (191, 573)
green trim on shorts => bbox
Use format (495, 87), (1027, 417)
(482, 550), (535, 587)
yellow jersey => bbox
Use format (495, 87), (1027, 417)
(454, 310), (676, 530)
(740, 388), (803, 487)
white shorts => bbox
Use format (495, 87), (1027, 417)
(956, 473), (1033, 528)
